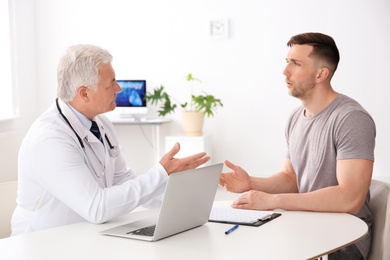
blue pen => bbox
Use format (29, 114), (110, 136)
(225, 224), (239, 235)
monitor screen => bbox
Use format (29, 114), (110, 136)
(106, 80), (147, 118)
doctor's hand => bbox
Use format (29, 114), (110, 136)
(219, 160), (251, 193)
(160, 142), (210, 175)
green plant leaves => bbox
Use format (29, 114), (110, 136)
(145, 74), (223, 117)
(192, 94), (223, 117)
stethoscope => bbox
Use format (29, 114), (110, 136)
(55, 98), (119, 177)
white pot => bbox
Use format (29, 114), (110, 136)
(182, 111), (205, 136)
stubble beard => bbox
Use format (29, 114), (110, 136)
(288, 75), (317, 99)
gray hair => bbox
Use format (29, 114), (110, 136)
(57, 44), (113, 101)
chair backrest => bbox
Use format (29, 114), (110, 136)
(0, 181), (18, 238)
(368, 179), (390, 260)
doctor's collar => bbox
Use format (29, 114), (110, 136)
(66, 102), (93, 130)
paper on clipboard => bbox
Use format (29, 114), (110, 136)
(209, 207), (281, 226)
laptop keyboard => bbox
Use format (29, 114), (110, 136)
(127, 225), (156, 236)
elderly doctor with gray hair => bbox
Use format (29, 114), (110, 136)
(11, 44), (210, 235)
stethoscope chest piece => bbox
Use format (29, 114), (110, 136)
(108, 147), (119, 158)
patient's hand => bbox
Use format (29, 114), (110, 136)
(219, 160), (251, 193)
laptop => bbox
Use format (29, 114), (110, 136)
(100, 163), (223, 241)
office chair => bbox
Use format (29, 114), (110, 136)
(368, 179), (390, 260)
(0, 181), (18, 238)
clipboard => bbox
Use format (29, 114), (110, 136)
(208, 207), (282, 227)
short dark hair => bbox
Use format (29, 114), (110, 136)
(287, 32), (340, 75)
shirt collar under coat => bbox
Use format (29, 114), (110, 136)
(56, 98), (99, 143)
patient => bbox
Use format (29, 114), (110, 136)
(219, 32), (375, 260)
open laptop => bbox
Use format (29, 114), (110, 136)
(100, 163), (223, 241)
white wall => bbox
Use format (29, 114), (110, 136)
(2, 0), (390, 180)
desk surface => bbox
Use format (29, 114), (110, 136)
(0, 189), (368, 260)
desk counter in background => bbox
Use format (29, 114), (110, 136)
(110, 117), (171, 164)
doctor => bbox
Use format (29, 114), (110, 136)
(11, 44), (210, 235)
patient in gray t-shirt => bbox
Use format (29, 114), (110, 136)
(286, 94), (375, 258)
(219, 32), (376, 260)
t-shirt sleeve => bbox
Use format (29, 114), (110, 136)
(335, 110), (376, 161)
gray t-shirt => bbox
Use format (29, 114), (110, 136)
(285, 94), (376, 259)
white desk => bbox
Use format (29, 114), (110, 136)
(110, 117), (171, 162)
(0, 189), (368, 260)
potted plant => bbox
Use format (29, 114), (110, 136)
(145, 73), (223, 136)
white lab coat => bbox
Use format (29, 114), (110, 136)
(11, 99), (168, 235)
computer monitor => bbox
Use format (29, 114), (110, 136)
(106, 80), (147, 118)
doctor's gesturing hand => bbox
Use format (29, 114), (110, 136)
(160, 142), (210, 175)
